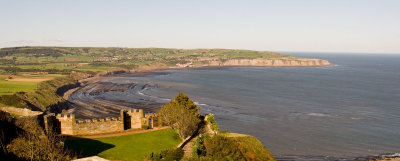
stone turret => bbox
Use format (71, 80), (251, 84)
(127, 109), (144, 129)
(56, 114), (75, 135)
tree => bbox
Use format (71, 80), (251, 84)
(158, 92), (201, 139)
(6, 117), (75, 161)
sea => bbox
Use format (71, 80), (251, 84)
(105, 52), (400, 160)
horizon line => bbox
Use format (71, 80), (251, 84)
(1, 45), (399, 55)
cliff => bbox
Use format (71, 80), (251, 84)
(204, 58), (331, 67)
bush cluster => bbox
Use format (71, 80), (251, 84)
(206, 114), (219, 132)
(142, 125), (149, 129)
(147, 148), (184, 161)
(192, 134), (209, 158)
(189, 133), (276, 161)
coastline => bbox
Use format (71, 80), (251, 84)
(27, 57), (400, 160)
(62, 64), (400, 161)
(64, 57), (332, 102)
(62, 58), (332, 119)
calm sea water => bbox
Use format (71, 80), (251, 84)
(107, 53), (400, 159)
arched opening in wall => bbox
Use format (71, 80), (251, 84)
(148, 116), (152, 129)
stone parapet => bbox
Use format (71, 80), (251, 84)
(44, 109), (160, 135)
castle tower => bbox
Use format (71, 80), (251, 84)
(56, 114), (75, 135)
(128, 109), (144, 129)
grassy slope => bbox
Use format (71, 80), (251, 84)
(0, 72), (87, 111)
(0, 74), (64, 96)
(227, 133), (276, 161)
(65, 129), (181, 161)
(193, 132), (275, 161)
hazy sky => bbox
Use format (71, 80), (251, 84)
(1, 0), (399, 53)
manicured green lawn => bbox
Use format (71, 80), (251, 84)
(65, 129), (181, 161)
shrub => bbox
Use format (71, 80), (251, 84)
(142, 125), (149, 129)
(203, 135), (244, 160)
(190, 134), (276, 161)
(6, 118), (76, 161)
(192, 134), (209, 157)
(219, 130), (229, 134)
(206, 114), (219, 132)
(147, 148), (184, 161)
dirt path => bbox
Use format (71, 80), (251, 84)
(182, 138), (195, 157)
(79, 126), (170, 139)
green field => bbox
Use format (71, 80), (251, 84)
(0, 79), (38, 96)
(0, 74), (65, 96)
(65, 129), (181, 161)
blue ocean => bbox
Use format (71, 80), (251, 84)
(107, 53), (400, 160)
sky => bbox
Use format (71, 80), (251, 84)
(1, 0), (399, 54)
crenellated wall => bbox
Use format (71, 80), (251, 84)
(45, 109), (160, 135)
(73, 117), (123, 135)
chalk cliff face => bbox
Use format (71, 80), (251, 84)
(205, 58), (331, 67)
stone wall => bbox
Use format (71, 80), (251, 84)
(73, 117), (123, 135)
(45, 109), (160, 135)
(126, 109), (144, 129)
(0, 107), (43, 116)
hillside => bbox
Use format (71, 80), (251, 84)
(0, 46), (329, 75)
(0, 72), (89, 111)
(193, 132), (276, 161)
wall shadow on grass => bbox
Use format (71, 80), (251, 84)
(64, 137), (115, 156)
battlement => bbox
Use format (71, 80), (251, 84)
(45, 109), (160, 135)
(127, 109), (143, 113)
(56, 114), (75, 120)
(126, 109), (144, 116)
(75, 117), (121, 124)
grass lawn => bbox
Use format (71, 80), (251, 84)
(65, 128), (181, 161)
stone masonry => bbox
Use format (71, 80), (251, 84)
(44, 109), (160, 135)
